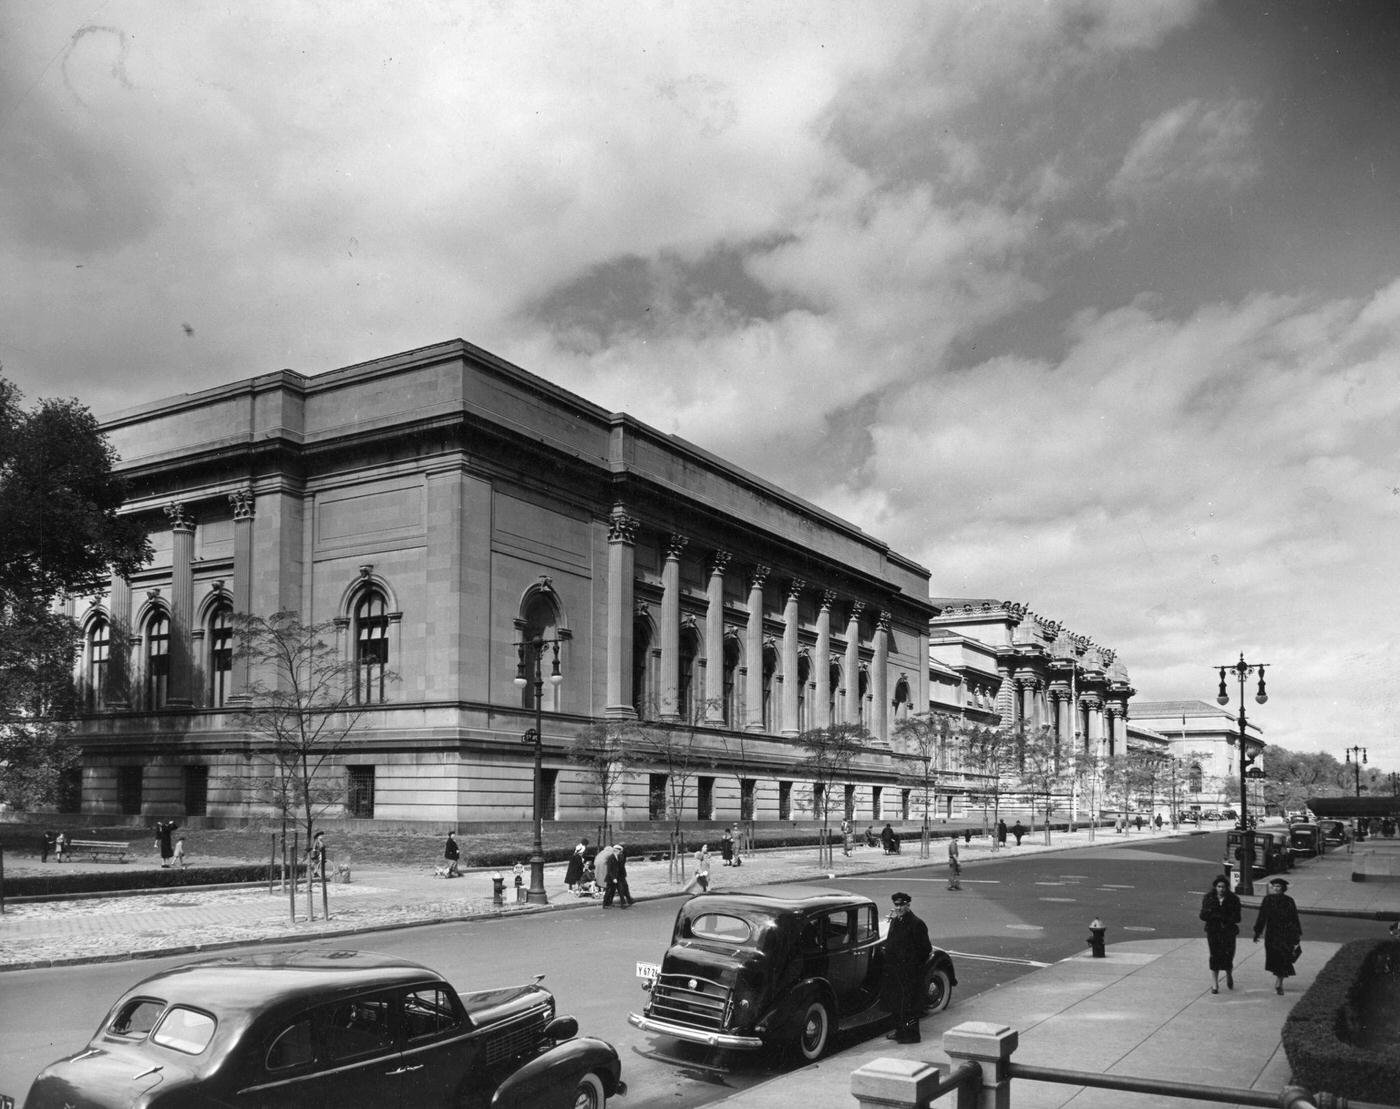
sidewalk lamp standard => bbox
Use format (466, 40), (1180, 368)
(1345, 746), (1367, 799)
(1216, 653), (1267, 896)
(514, 631), (569, 906)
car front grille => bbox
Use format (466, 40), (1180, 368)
(648, 972), (732, 1031)
(483, 1003), (551, 1066)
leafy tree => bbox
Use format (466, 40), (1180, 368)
(234, 610), (391, 917)
(796, 723), (868, 867)
(1018, 725), (1067, 845)
(0, 378), (151, 806)
(568, 720), (636, 845)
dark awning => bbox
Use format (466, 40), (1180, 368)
(1307, 795), (1400, 818)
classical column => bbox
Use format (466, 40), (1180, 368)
(228, 488), (255, 701)
(703, 551), (731, 722)
(605, 507), (640, 719)
(815, 590), (835, 728)
(744, 565), (769, 732)
(164, 502), (196, 707)
(871, 609), (890, 742)
(659, 533), (687, 722)
(781, 579), (804, 737)
(106, 571), (132, 708)
(844, 601), (864, 726)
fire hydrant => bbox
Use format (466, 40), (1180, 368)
(492, 873), (505, 906)
(1087, 917), (1106, 958)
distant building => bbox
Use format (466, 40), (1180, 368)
(66, 339), (938, 828)
(1131, 700), (1265, 814)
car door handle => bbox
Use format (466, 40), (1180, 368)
(386, 1064), (424, 1075)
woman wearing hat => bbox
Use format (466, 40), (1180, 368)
(1199, 874), (1241, 993)
(1252, 877), (1302, 994)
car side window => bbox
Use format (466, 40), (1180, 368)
(109, 998), (165, 1039)
(266, 1018), (315, 1072)
(319, 996), (395, 1061)
(151, 1006), (217, 1054)
(402, 986), (462, 1041)
(822, 910), (853, 952)
(854, 905), (878, 944)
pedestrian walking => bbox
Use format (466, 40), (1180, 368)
(155, 820), (178, 867)
(1154, 813), (1164, 832)
(595, 843), (618, 906)
(685, 844), (711, 894)
(442, 831), (461, 877)
(1199, 874), (1241, 993)
(613, 844), (635, 907)
(720, 826), (734, 866)
(996, 819), (1007, 846)
(880, 892), (932, 1043)
(841, 818), (853, 856)
(1253, 877), (1302, 994)
(40, 830), (54, 863)
(309, 831), (326, 880)
(946, 838), (962, 890)
(1010, 821), (1026, 846)
(54, 830), (67, 862)
(564, 836), (589, 893)
(173, 835), (186, 869)
(1134, 815), (1144, 832)
(880, 822), (898, 855)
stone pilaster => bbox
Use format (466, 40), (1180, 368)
(744, 565), (769, 732)
(164, 502), (196, 707)
(781, 579), (804, 736)
(659, 534), (687, 722)
(871, 609), (890, 742)
(228, 488), (255, 701)
(605, 507), (640, 719)
(704, 551), (731, 723)
(815, 590), (835, 728)
(844, 601), (864, 726)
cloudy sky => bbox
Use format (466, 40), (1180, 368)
(4, 2), (1399, 768)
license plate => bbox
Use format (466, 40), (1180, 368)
(636, 961), (661, 980)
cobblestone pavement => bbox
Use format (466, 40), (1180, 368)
(0, 827), (1198, 970)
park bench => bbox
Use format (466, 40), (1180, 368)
(67, 839), (130, 862)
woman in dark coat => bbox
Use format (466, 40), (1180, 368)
(1253, 877), (1302, 994)
(564, 837), (589, 892)
(1199, 874), (1242, 992)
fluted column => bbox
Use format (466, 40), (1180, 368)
(815, 590), (834, 727)
(744, 565), (769, 732)
(228, 488), (255, 701)
(781, 579), (804, 736)
(844, 601), (864, 726)
(164, 502), (196, 707)
(659, 533), (687, 722)
(606, 507), (640, 719)
(106, 571), (132, 708)
(703, 551), (730, 723)
(871, 609), (890, 742)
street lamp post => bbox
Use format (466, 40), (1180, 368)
(1216, 653), (1268, 896)
(1345, 746), (1367, 799)
(514, 632), (568, 906)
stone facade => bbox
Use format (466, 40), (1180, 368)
(68, 339), (938, 828)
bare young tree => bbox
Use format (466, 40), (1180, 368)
(568, 719), (636, 846)
(796, 723), (868, 868)
(893, 712), (954, 858)
(957, 724), (1017, 850)
(629, 711), (713, 884)
(1018, 724), (1067, 845)
(234, 611), (391, 917)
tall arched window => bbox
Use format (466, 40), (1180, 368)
(678, 625), (700, 723)
(828, 661), (841, 725)
(722, 637), (740, 725)
(632, 617), (654, 719)
(761, 644), (778, 731)
(88, 617), (110, 709)
(796, 654), (811, 732)
(857, 667), (870, 728)
(355, 591), (389, 704)
(1189, 762), (1203, 793)
(892, 677), (911, 724)
(146, 612), (170, 709)
(208, 604), (233, 708)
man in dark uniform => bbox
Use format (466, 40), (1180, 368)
(881, 891), (932, 1043)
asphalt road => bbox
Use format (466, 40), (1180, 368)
(0, 831), (1382, 1108)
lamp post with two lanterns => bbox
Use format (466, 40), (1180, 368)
(513, 631), (570, 906)
(1345, 745), (1368, 799)
(1216, 653), (1268, 896)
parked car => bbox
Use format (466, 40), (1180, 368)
(21, 950), (625, 1109)
(1201, 810), (1221, 821)
(1220, 809), (1239, 822)
(1226, 829), (1289, 877)
(1318, 819), (1348, 846)
(628, 884), (957, 1064)
(1288, 823), (1321, 859)
(1176, 810), (1201, 824)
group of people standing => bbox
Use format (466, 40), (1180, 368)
(1200, 874), (1302, 995)
(39, 830), (68, 862)
(563, 838), (635, 907)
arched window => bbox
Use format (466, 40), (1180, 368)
(355, 591), (389, 704)
(208, 604), (233, 708)
(857, 667), (870, 728)
(828, 661), (841, 725)
(146, 612), (170, 709)
(722, 637), (740, 725)
(632, 617), (654, 719)
(892, 677), (911, 724)
(88, 617), (110, 709)
(761, 644), (778, 731)
(678, 625), (700, 723)
(796, 654), (812, 732)
(1189, 762), (1203, 793)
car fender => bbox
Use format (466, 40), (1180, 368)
(489, 1036), (623, 1109)
(754, 978), (837, 1042)
(925, 949), (958, 987)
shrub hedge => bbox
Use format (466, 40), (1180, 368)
(0, 864), (301, 899)
(1283, 937), (1400, 1105)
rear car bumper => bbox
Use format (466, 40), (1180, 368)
(626, 1012), (763, 1051)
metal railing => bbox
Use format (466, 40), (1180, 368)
(851, 1022), (1391, 1109)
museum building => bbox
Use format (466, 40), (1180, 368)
(68, 339), (940, 828)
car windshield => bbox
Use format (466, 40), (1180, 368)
(151, 1007), (217, 1054)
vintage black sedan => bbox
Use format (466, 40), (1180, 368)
(628, 884), (956, 1063)
(22, 950), (624, 1109)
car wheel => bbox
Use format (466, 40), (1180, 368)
(923, 967), (953, 1013)
(794, 998), (831, 1062)
(572, 1071), (606, 1109)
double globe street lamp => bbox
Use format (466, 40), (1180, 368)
(1216, 653), (1268, 896)
(514, 631), (569, 906)
(1345, 745), (1368, 799)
